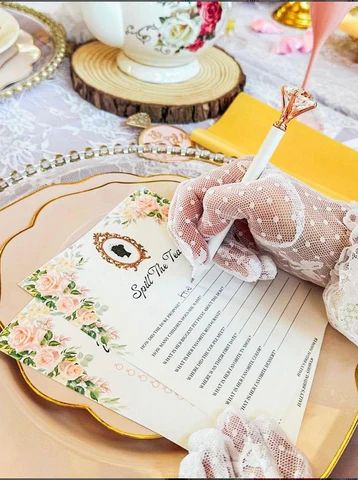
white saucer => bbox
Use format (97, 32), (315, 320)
(0, 9), (20, 54)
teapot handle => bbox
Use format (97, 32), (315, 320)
(81, 2), (124, 48)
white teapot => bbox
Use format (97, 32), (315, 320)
(81, 1), (229, 84)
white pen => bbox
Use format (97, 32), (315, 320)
(191, 86), (317, 282)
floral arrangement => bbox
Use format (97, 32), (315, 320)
(0, 311), (121, 409)
(157, 1), (223, 53)
(126, 2), (223, 55)
(106, 189), (170, 226)
(20, 246), (125, 354)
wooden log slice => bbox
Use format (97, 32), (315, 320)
(71, 41), (246, 123)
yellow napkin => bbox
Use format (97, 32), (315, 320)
(191, 93), (358, 201)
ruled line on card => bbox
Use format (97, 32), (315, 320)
(262, 283), (301, 347)
(221, 280), (244, 314)
(277, 288), (312, 351)
(244, 277), (289, 337)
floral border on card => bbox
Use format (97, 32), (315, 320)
(0, 303), (121, 410)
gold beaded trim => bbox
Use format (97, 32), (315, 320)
(0, 1), (67, 98)
(0, 143), (228, 193)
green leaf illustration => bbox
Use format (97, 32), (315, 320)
(90, 390), (99, 402)
(44, 330), (53, 342)
(23, 357), (35, 367)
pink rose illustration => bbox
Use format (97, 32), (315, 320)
(107, 327), (120, 340)
(8, 325), (45, 352)
(58, 335), (70, 345)
(34, 347), (61, 370)
(57, 295), (81, 314)
(59, 360), (83, 380)
(34, 317), (53, 331)
(97, 380), (110, 393)
(76, 308), (98, 325)
(36, 271), (69, 296)
(198, 1), (222, 36)
(187, 36), (205, 52)
(161, 204), (170, 218)
(135, 195), (158, 216)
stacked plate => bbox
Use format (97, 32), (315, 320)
(0, 8), (41, 90)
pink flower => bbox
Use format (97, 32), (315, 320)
(161, 204), (169, 218)
(34, 318), (53, 331)
(34, 347), (61, 370)
(76, 308), (98, 325)
(187, 36), (205, 52)
(58, 335), (70, 345)
(135, 195), (158, 216)
(57, 295), (81, 314)
(59, 360), (83, 380)
(97, 380), (110, 393)
(107, 327), (120, 340)
(198, 1), (222, 36)
(36, 271), (69, 296)
(8, 325), (45, 352)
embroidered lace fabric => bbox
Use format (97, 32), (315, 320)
(2, 1), (358, 182)
(179, 408), (312, 478)
(168, 157), (357, 346)
(323, 205), (358, 345)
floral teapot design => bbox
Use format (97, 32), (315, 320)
(81, 1), (228, 84)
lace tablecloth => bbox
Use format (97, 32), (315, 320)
(1, 2), (358, 207)
(0, 2), (357, 475)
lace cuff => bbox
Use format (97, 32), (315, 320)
(323, 203), (358, 346)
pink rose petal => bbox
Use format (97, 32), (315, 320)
(250, 18), (282, 34)
(299, 29), (313, 53)
(273, 35), (309, 55)
(273, 28), (313, 55)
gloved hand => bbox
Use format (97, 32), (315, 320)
(179, 408), (311, 478)
(169, 157), (358, 345)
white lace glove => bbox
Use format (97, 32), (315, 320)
(168, 157), (358, 345)
(180, 408), (311, 478)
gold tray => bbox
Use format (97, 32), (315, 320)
(0, 171), (357, 477)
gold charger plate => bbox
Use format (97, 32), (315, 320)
(0, 171), (357, 477)
(0, 2), (66, 97)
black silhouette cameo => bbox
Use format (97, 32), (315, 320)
(111, 243), (131, 259)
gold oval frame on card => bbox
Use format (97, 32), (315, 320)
(0, 172), (357, 478)
(94, 232), (150, 271)
(0, 174), (186, 441)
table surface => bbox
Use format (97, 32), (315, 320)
(0, 1), (357, 477)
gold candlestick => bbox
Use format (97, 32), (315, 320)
(273, 2), (312, 29)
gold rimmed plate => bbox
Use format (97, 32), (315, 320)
(0, 2), (66, 97)
(0, 171), (357, 477)
(0, 8), (19, 53)
(0, 172), (185, 442)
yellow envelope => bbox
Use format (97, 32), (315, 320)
(191, 93), (358, 201)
